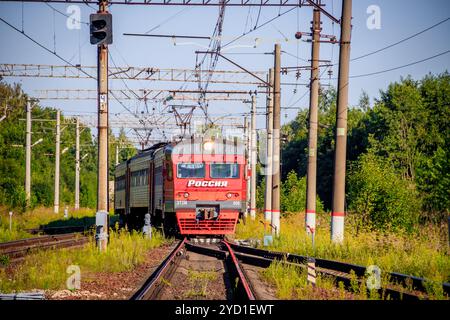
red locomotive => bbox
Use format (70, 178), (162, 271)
(114, 137), (247, 236)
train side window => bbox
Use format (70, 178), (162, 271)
(177, 163), (205, 178)
(131, 171), (140, 187)
(115, 175), (126, 190)
(143, 169), (148, 185)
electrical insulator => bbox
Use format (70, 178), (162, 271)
(328, 69), (333, 78)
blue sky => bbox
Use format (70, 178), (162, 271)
(0, 0), (449, 140)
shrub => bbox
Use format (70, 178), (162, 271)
(348, 152), (421, 232)
(281, 170), (324, 213)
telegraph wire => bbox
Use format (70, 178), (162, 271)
(348, 49), (450, 79)
(288, 49), (450, 108)
(351, 17), (450, 63)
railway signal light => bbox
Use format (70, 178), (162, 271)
(90, 13), (113, 45)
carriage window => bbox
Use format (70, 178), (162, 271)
(131, 169), (148, 187)
(177, 163), (205, 178)
(115, 175), (126, 191)
(210, 163), (239, 179)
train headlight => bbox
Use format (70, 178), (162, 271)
(203, 141), (214, 152)
(184, 192), (189, 198)
(226, 192), (232, 199)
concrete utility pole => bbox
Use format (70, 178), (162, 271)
(115, 143), (119, 166)
(250, 94), (257, 220)
(54, 110), (61, 214)
(305, 7), (321, 235)
(331, 0), (352, 243)
(243, 116), (249, 218)
(271, 44), (281, 236)
(75, 117), (80, 210)
(25, 101), (31, 207)
(264, 69), (274, 222)
(96, 0), (110, 251)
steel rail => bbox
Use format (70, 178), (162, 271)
(0, 233), (89, 262)
(131, 238), (186, 300)
(0, 233), (83, 250)
(230, 248), (418, 300)
(185, 242), (257, 300)
(222, 240), (256, 300)
(25, 225), (94, 235)
(226, 242), (450, 299)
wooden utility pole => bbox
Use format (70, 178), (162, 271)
(305, 7), (321, 234)
(331, 0), (352, 243)
(54, 110), (60, 214)
(75, 117), (80, 210)
(25, 101), (31, 207)
(96, 0), (110, 251)
(264, 68), (274, 222)
(250, 94), (257, 220)
(271, 44), (281, 236)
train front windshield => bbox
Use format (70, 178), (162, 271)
(177, 163), (205, 178)
(210, 163), (239, 178)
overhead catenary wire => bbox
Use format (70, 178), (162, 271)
(0, 17), (95, 81)
(222, 6), (297, 49)
(0, 16), (154, 128)
(144, 7), (191, 34)
(45, 3), (89, 25)
(285, 16), (450, 68)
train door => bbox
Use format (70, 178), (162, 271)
(125, 163), (131, 216)
(148, 160), (154, 217)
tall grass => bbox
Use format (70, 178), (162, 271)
(0, 206), (104, 242)
(0, 228), (166, 293)
(261, 260), (351, 300)
(235, 212), (450, 285)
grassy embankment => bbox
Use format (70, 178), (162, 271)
(0, 228), (166, 293)
(0, 206), (168, 294)
(0, 206), (115, 242)
(234, 212), (449, 300)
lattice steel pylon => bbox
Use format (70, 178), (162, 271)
(0, 63), (266, 85)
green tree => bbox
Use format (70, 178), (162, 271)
(0, 81), (138, 210)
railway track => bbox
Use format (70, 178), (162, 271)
(131, 238), (256, 300)
(25, 225), (93, 235)
(0, 233), (89, 263)
(132, 238), (449, 300)
(225, 242), (450, 300)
